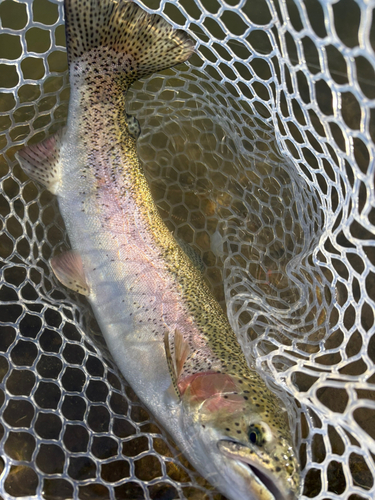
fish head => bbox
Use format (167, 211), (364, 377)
(181, 373), (300, 500)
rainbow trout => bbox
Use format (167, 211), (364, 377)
(16, 1), (300, 498)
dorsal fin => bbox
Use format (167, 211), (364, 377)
(177, 239), (205, 273)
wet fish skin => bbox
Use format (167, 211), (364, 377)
(16, 1), (300, 499)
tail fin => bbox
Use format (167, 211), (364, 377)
(64, 0), (195, 84)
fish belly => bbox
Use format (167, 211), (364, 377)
(58, 166), (182, 415)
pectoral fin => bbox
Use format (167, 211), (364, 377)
(175, 328), (190, 378)
(164, 329), (192, 400)
(50, 251), (90, 295)
(164, 331), (181, 399)
(15, 129), (65, 194)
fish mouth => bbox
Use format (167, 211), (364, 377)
(246, 463), (286, 500)
(218, 440), (294, 500)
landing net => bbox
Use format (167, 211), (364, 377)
(0, 0), (374, 498)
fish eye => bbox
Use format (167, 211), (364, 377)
(248, 424), (264, 446)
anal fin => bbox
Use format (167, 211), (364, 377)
(51, 251), (90, 296)
(15, 129), (65, 194)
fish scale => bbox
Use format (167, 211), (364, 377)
(16, 1), (300, 499)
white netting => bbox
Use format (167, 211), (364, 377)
(1, 0), (374, 498)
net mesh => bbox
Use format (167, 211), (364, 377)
(0, 0), (374, 498)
